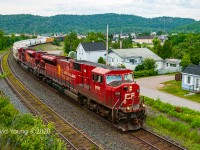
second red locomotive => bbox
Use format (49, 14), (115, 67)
(17, 48), (146, 131)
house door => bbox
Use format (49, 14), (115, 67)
(196, 78), (200, 91)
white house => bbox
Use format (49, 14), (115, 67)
(182, 65), (200, 93)
(108, 48), (163, 70)
(158, 59), (182, 74)
(76, 42), (106, 63)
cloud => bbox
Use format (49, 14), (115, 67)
(0, 0), (199, 20)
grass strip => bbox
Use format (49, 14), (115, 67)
(146, 115), (200, 150)
(145, 96), (200, 128)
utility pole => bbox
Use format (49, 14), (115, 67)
(106, 24), (109, 65)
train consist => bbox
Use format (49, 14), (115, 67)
(12, 38), (146, 131)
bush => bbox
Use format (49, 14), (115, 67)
(135, 64), (144, 71)
(98, 57), (106, 64)
(134, 69), (158, 78)
(52, 38), (60, 46)
(0, 96), (65, 149)
(118, 64), (126, 68)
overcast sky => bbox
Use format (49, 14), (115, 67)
(1, 0), (200, 20)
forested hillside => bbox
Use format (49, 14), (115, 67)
(0, 14), (195, 34)
(173, 21), (200, 33)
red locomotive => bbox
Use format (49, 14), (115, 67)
(17, 48), (146, 131)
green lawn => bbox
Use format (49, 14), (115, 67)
(33, 42), (64, 51)
(160, 80), (200, 103)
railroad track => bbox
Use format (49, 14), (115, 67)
(130, 128), (186, 150)
(1, 51), (100, 150)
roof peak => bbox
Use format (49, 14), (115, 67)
(80, 42), (106, 52)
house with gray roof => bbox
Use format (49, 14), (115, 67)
(108, 48), (163, 70)
(182, 65), (200, 93)
(158, 59), (182, 74)
(76, 42), (106, 63)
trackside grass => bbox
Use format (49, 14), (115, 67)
(145, 96), (200, 150)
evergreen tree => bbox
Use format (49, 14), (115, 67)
(98, 57), (106, 64)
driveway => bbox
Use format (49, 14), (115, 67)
(135, 75), (200, 112)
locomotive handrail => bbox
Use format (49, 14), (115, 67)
(118, 98), (127, 109)
(77, 74), (90, 79)
(112, 98), (120, 122)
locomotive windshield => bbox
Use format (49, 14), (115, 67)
(106, 75), (122, 84)
(124, 73), (134, 81)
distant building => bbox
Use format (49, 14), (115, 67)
(108, 48), (163, 70)
(76, 42), (106, 63)
(77, 34), (87, 39)
(158, 34), (168, 43)
(151, 32), (156, 36)
(132, 36), (154, 44)
(182, 65), (200, 93)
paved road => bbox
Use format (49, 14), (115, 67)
(135, 75), (200, 112)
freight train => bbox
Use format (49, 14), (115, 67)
(12, 38), (146, 131)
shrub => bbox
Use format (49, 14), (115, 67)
(0, 96), (65, 149)
(134, 69), (158, 78)
(98, 57), (106, 64)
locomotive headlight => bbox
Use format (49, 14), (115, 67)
(126, 106), (132, 111)
(129, 86), (132, 92)
(142, 104), (145, 108)
(115, 92), (120, 95)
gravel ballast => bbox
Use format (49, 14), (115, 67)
(0, 79), (29, 114)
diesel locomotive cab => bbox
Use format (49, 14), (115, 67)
(106, 72), (146, 131)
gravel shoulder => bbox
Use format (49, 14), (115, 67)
(135, 75), (200, 112)
(0, 53), (29, 114)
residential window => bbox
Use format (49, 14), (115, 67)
(170, 64), (176, 67)
(187, 76), (191, 84)
(196, 78), (199, 88)
(129, 59), (135, 64)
